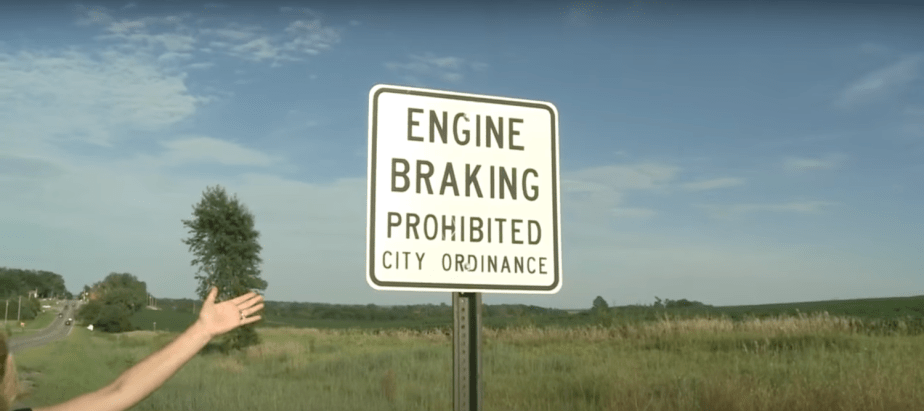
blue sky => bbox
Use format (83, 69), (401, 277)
(0, 0), (922, 309)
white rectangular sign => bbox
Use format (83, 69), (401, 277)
(367, 84), (562, 293)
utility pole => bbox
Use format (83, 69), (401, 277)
(17, 296), (22, 323)
(4, 299), (8, 325)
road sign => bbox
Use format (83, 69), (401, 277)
(367, 84), (562, 293)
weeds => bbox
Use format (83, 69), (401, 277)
(14, 313), (924, 411)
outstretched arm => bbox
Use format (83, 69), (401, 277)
(36, 287), (263, 411)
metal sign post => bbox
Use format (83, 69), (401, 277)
(453, 292), (482, 411)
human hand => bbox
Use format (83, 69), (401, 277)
(196, 286), (264, 339)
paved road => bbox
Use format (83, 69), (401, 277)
(8, 301), (81, 355)
(8, 301), (84, 410)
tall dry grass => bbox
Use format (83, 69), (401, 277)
(15, 312), (924, 411)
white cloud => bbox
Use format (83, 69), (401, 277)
(73, 4), (115, 26)
(835, 54), (923, 108)
(282, 20), (340, 55)
(157, 51), (193, 63)
(230, 37), (280, 62)
(279, 7), (320, 18)
(424, 55), (463, 69)
(562, 162), (678, 224)
(0, 49), (205, 147)
(0, 145), (372, 304)
(697, 200), (837, 219)
(75, 7), (340, 70)
(158, 136), (279, 167)
(102, 30), (197, 53)
(187, 62), (214, 70)
(200, 26), (260, 41)
(783, 153), (847, 172)
(681, 177), (744, 191)
(385, 53), (487, 84)
(567, 163), (680, 191)
(198, 17), (340, 64)
(108, 19), (147, 34)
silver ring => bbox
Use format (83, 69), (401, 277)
(240, 310), (245, 320)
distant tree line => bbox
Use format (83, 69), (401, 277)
(0, 267), (71, 300)
(652, 296), (712, 309)
(150, 297), (571, 323)
(0, 267), (72, 323)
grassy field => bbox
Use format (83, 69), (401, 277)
(129, 308), (197, 333)
(14, 311), (924, 411)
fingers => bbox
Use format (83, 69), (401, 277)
(246, 303), (265, 314)
(231, 291), (264, 306)
(242, 315), (262, 325)
(205, 286), (217, 302)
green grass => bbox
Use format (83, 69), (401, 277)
(129, 308), (197, 333)
(14, 314), (924, 411)
(709, 295), (924, 320)
(5, 305), (62, 337)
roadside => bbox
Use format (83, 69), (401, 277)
(8, 301), (80, 410)
(5, 307), (60, 338)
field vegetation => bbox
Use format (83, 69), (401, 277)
(135, 295), (924, 335)
(14, 303), (924, 411)
(4, 302), (63, 338)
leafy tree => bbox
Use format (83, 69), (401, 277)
(182, 185), (268, 353)
(96, 304), (133, 332)
(0, 274), (23, 299)
(103, 287), (143, 314)
(92, 273), (148, 313)
(592, 296), (609, 314)
(77, 299), (104, 325)
(12, 296), (42, 321)
(72, 272), (148, 332)
(0, 267), (70, 300)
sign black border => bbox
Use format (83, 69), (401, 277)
(368, 85), (561, 292)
